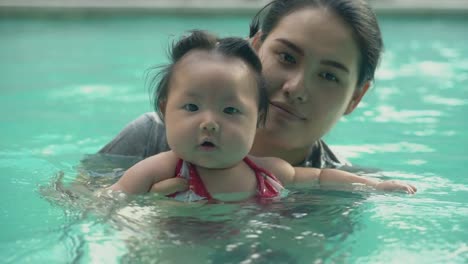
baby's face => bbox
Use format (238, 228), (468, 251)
(164, 52), (259, 169)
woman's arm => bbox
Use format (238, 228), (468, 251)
(150, 177), (188, 195)
(258, 157), (416, 194)
(293, 167), (417, 194)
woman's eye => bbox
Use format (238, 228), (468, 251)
(183, 104), (199, 112)
(319, 72), (339, 83)
(278, 52), (296, 64)
(223, 107), (240, 115)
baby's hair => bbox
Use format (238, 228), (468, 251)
(150, 30), (268, 127)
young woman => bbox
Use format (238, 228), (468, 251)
(99, 0), (383, 170)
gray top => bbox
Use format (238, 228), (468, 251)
(98, 112), (351, 169)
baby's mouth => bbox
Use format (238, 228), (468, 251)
(199, 140), (217, 150)
(201, 141), (215, 147)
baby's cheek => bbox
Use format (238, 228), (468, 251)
(234, 130), (255, 153)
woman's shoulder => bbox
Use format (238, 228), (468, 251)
(98, 112), (169, 157)
(304, 140), (380, 173)
(302, 140), (352, 169)
(133, 112), (165, 129)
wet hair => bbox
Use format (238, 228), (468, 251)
(249, 0), (383, 88)
(151, 30), (268, 126)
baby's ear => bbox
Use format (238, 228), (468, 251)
(256, 110), (267, 128)
(158, 100), (167, 120)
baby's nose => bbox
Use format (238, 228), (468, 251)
(200, 120), (219, 132)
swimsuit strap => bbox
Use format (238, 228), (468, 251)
(175, 159), (184, 177)
(168, 159), (212, 200)
(166, 159), (185, 199)
(185, 161), (212, 200)
(243, 157), (283, 199)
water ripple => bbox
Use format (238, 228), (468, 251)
(423, 95), (468, 106)
(374, 105), (442, 124)
(332, 142), (434, 159)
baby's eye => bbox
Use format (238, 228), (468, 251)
(223, 107), (240, 115)
(319, 72), (339, 83)
(278, 52), (296, 64)
(183, 103), (199, 112)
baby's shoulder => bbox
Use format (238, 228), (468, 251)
(139, 150), (179, 173)
(247, 156), (294, 180)
(248, 155), (286, 166)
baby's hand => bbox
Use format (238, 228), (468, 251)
(375, 180), (417, 194)
(150, 178), (189, 195)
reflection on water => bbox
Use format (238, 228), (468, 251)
(38, 162), (370, 263)
(33, 150), (467, 263)
(423, 95), (468, 106)
(333, 142), (434, 160)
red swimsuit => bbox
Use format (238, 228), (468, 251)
(168, 157), (286, 202)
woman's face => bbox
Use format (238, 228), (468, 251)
(254, 7), (369, 152)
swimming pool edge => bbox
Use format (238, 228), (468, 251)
(1, 0), (468, 15)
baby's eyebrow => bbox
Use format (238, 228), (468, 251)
(184, 91), (201, 99)
(184, 91), (242, 104)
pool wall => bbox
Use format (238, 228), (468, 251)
(1, 0), (468, 15)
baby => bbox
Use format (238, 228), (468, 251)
(109, 31), (416, 202)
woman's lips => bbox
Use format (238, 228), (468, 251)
(269, 101), (306, 120)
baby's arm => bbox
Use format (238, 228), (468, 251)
(108, 151), (179, 194)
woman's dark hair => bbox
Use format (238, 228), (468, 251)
(249, 0), (383, 88)
(151, 30), (268, 126)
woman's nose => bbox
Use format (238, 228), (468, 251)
(283, 72), (307, 103)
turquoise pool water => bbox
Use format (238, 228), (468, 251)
(1, 13), (467, 263)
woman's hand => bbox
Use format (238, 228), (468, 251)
(150, 178), (189, 195)
(375, 180), (417, 194)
